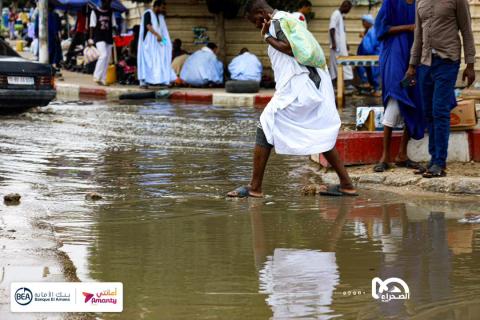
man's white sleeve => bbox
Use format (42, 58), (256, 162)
(329, 11), (339, 30)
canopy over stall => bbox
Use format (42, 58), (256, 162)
(51, 0), (127, 12)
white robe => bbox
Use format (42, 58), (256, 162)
(228, 52), (263, 82)
(328, 9), (353, 80)
(137, 10), (176, 85)
(180, 47), (224, 86)
(260, 12), (341, 155)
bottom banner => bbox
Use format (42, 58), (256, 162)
(11, 282), (123, 313)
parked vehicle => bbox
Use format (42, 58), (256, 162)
(0, 38), (56, 111)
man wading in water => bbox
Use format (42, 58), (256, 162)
(227, 0), (357, 198)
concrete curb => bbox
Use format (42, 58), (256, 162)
(316, 170), (480, 195)
(55, 83), (273, 107)
(311, 130), (480, 166)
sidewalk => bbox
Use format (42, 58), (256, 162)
(55, 70), (275, 107)
(312, 162), (480, 196)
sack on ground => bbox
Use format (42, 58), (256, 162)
(275, 12), (326, 69)
(84, 46), (100, 64)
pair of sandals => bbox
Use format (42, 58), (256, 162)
(227, 185), (359, 198)
(373, 159), (420, 173)
(374, 160), (446, 178)
(414, 164), (447, 178)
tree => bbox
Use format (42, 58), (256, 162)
(206, 0), (245, 63)
(205, 0), (306, 62)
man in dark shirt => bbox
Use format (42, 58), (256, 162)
(406, 0), (476, 178)
(89, 0), (116, 85)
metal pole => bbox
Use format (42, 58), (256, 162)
(38, 0), (48, 63)
(0, 0), (3, 30)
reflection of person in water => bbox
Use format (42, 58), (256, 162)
(250, 199), (355, 319)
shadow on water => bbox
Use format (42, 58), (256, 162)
(1, 101), (479, 319)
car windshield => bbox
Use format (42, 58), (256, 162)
(0, 39), (20, 57)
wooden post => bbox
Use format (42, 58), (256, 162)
(38, 0), (48, 64)
(336, 64), (344, 110)
(214, 11), (226, 63)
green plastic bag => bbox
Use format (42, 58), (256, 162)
(274, 11), (326, 69)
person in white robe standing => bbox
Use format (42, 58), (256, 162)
(228, 48), (263, 82)
(228, 0), (357, 198)
(328, 1), (353, 81)
(137, 0), (176, 88)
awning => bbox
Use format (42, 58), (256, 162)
(52, 0), (127, 13)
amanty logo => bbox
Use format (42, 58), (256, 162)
(372, 277), (410, 302)
(14, 287), (33, 306)
(82, 289), (118, 305)
(83, 292), (94, 303)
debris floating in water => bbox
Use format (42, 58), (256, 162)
(4, 193), (21, 205)
(85, 192), (103, 201)
(301, 184), (326, 196)
(458, 213), (480, 224)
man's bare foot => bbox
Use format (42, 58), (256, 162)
(227, 186), (263, 198)
(317, 184), (358, 197)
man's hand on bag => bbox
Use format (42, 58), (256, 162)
(463, 63), (476, 87)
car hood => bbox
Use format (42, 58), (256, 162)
(0, 56), (53, 76)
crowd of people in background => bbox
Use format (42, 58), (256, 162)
(1, 0), (385, 91)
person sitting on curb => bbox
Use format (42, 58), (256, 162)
(180, 42), (224, 87)
(227, 0), (357, 198)
(228, 48), (263, 82)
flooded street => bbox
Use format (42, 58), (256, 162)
(1, 101), (480, 319)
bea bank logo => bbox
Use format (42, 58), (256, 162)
(14, 287), (33, 306)
(372, 277), (410, 303)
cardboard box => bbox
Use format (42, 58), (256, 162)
(451, 99), (478, 130)
(356, 106), (384, 132)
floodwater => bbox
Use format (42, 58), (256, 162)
(1, 101), (480, 320)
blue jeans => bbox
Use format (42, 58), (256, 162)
(357, 66), (380, 91)
(417, 56), (459, 168)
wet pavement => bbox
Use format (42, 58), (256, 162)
(1, 101), (479, 319)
